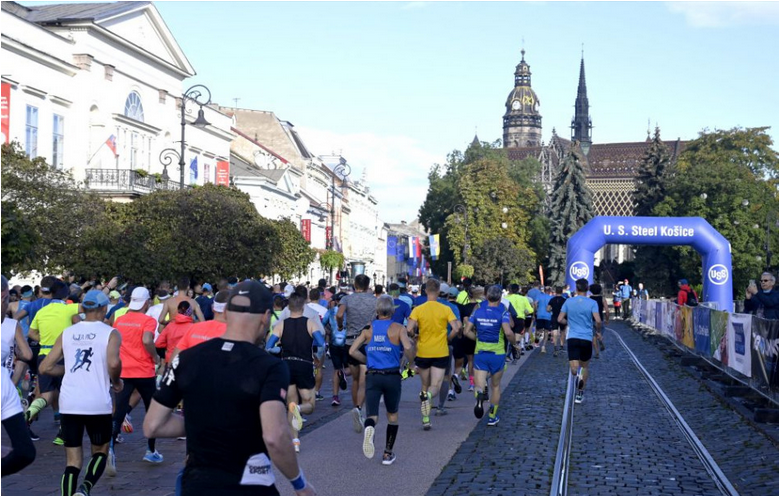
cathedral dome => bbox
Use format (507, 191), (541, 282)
(506, 86), (540, 115)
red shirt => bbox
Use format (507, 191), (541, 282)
(114, 311), (158, 378)
(156, 314), (194, 362)
(176, 320), (227, 352)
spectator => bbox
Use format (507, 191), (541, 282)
(744, 272), (779, 320)
(619, 279), (633, 319)
(677, 279), (699, 307)
(637, 282), (649, 300)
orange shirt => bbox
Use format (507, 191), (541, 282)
(176, 320), (227, 352)
(114, 311), (158, 378)
(155, 314), (194, 362)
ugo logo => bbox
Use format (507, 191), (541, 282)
(707, 264), (729, 285)
(569, 261), (590, 280)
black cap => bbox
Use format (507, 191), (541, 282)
(227, 280), (273, 314)
(51, 279), (69, 300)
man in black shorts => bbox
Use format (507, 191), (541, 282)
(557, 279), (601, 404)
(546, 286), (568, 357)
(144, 280), (315, 496)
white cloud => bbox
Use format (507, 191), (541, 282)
(297, 127), (443, 225)
(666, 1), (778, 28)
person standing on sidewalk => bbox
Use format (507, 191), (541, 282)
(406, 279), (461, 430)
(557, 278), (602, 404)
(144, 280), (315, 496)
(349, 295), (415, 465)
(39, 290), (123, 495)
(620, 279), (633, 319)
(463, 285), (515, 426)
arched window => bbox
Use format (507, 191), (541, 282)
(124, 91), (144, 122)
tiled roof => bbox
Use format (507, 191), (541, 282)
(19, 2), (149, 23)
(506, 147), (541, 161)
(586, 140), (684, 178)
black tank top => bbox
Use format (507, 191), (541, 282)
(589, 295), (605, 315)
(281, 316), (314, 362)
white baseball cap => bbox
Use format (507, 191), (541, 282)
(127, 287), (150, 310)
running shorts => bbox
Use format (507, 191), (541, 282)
(414, 356), (449, 370)
(365, 372), (402, 417)
(567, 338), (593, 362)
(473, 352), (506, 375)
(37, 355), (63, 393)
(452, 335), (476, 360)
(535, 319), (551, 332)
(330, 345), (349, 370)
(182, 466), (279, 496)
(524, 316), (533, 330)
(61, 413), (112, 448)
(284, 359), (316, 390)
(346, 344), (366, 367)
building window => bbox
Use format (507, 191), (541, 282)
(52, 114), (65, 169)
(130, 131), (139, 168)
(123, 91), (144, 122)
(25, 105), (38, 158)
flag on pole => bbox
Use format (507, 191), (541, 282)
(415, 237), (422, 259)
(387, 236), (398, 256)
(105, 135), (118, 157)
(190, 156), (198, 183)
(429, 234), (440, 261)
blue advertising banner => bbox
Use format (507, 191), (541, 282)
(693, 306), (712, 355)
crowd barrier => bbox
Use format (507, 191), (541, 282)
(632, 299), (779, 401)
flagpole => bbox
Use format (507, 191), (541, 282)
(87, 141), (106, 165)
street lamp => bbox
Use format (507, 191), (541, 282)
(329, 158), (351, 250)
(159, 84), (212, 189)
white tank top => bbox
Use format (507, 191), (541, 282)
(2, 318), (17, 377)
(60, 321), (113, 415)
(1, 318), (23, 421)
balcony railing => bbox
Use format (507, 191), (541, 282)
(84, 169), (183, 195)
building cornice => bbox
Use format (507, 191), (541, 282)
(112, 113), (162, 134)
(1, 34), (79, 76)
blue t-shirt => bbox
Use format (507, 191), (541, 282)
(366, 320), (402, 370)
(620, 284), (633, 299)
(535, 293), (553, 319)
(391, 298), (411, 325)
(437, 298), (461, 333)
(469, 304), (510, 354)
(106, 301), (126, 320)
(398, 293), (413, 309)
(412, 295), (428, 308)
(25, 298), (54, 324)
(17, 300), (33, 338)
(561, 295), (599, 341)
(479, 299), (516, 319)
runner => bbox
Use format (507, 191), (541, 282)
(155, 301), (195, 368)
(144, 280), (315, 496)
(588, 283), (610, 359)
(557, 278), (602, 404)
(171, 291), (229, 360)
(26, 278), (79, 445)
(39, 290), (123, 496)
(406, 279), (461, 430)
(349, 295), (415, 465)
(10, 285), (34, 388)
(112, 286), (163, 465)
(546, 286), (568, 357)
(336, 274), (377, 432)
(535, 287), (553, 353)
(306, 288), (328, 401)
(322, 293), (348, 406)
(436, 284), (462, 412)
(266, 292), (325, 453)
(506, 284), (534, 360)
(159, 277), (204, 327)
(2, 275), (36, 476)
(463, 285), (515, 425)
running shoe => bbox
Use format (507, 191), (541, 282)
(382, 451), (397, 466)
(331, 396), (341, 406)
(447, 391), (456, 402)
(575, 390), (584, 404)
(338, 369), (348, 391)
(114, 434), (124, 444)
(419, 391), (431, 417)
(177, 436), (187, 441)
(315, 392), (325, 401)
(474, 391), (485, 419)
(122, 415), (134, 433)
(594, 354), (600, 359)
(450, 374), (462, 394)
(106, 445), (117, 477)
(52, 435), (64, 445)
(600, 340), (606, 351)
(293, 438), (300, 453)
(28, 426), (40, 441)
(362, 425), (375, 459)
(143, 450), (164, 464)
(401, 368), (410, 380)
(289, 402), (303, 431)
(73, 483), (90, 497)
(459, 368), (468, 380)
(352, 407), (363, 433)
(422, 416), (431, 431)
(487, 415), (500, 426)
(435, 407), (448, 416)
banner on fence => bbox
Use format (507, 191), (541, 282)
(680, 306), (695, 349)
(709, 309), (729, 363)
(751, 318), (779, 390)
(662, 302), (676, 339)
(727, 313), (752, 377)
(693, 306), (712, 355)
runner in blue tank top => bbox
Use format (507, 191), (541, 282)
(349, 296), (415, 466)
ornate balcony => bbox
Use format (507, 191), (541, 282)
(84, 168), (183, 196)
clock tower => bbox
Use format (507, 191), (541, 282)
(503, 49), (542, 148)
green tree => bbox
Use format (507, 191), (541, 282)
(509, 155), (551, 271)
(319, 249), (344, 278)
(547, 143), (595, 285)
(653, 127), (779, 297)
(1, 142), (106, 276)
(269, 218), (317, 280)
(471, 236), (535, 285)
(633, 126), (672, 216)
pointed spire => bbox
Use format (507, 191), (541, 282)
(647, 118), (651, 141)
(571, 49), (592, 155)
(471, 126), (480, 147)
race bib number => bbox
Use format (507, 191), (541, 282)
(240, 452), (276, 487)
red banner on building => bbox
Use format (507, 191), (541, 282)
(326, 226), (332, 248)
(216, 160), (230, 186)
(300, 219), (311, 243)
(1, 82), (10, 144)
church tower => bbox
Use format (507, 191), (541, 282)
(570, 54), (592, 155)
(503, 49), (542, 148)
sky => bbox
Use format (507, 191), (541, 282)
(62, 1), (783, 223)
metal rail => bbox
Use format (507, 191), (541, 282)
(609, 327), (739, 496)
(550, 366), (577, 496)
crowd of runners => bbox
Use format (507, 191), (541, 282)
(2, 271), (617, 495)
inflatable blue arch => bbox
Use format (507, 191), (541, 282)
(565, 217), (733, 312)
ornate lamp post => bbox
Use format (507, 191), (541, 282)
(329, 159), (351, 250)
(159, 84), (212, 188)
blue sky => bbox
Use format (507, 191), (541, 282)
(36, 1), (783, 223)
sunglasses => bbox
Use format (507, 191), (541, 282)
(760, 279), (772, 282)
